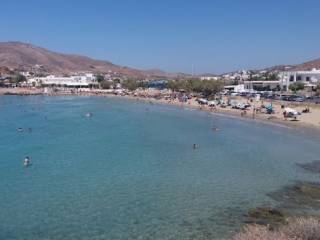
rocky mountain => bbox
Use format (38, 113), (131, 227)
(263, 59), (320, 72)
(290, 58), (320, 71)
(262, 65), (294, 72)
(0, 42), (173, 78)
(1, 41), (319, 78)
(0, 66), (12, 75)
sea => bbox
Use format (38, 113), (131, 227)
(0, 95), (319, 240)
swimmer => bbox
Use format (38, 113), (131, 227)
(23, 156), (31, 167)
(85, 112), (92, 118)
(17, 127), (23, 132)
(212, 127), (220, 131)
(193, 144), (199, 149)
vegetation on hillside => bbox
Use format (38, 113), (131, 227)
(248, 72), (279, 81)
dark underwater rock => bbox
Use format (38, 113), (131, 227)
(244, 207), (287, 228)
(297, 160), (320, 174)
(268, 181), (320, 209)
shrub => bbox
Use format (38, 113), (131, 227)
(289, 82), (305, 92)
(100, 81), (111, 89)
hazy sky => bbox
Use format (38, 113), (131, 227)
(1, 0), (320, 73)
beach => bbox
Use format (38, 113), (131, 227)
(1, 87), (320, 130)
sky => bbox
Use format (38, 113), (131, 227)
(1, 0), (320, 74)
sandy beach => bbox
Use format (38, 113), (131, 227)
(142, 96), (320, 129)
(0, 87), (43, 95)
(1, 87), (320, 129)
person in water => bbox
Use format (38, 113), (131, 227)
(212, 126), (220, 131)
(24, 156), (31, 167)
(193, 144), (199, 149)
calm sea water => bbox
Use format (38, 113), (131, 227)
(0, 96), (319, 240)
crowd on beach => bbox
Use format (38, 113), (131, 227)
(1, 86), (320, 129)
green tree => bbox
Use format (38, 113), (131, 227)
(289, 82), (305, 92)
(166, 80), (181, 91)
(166, 78), (223, 97)
(266, 73), (279, 81)
(100, 81), (111, 89)
(122, 79), (139, 91)
(315, 84), (320, 96)
(96, 74), (105, 83)
(11, 73), (26, 84)
(201, 80), (223, 97)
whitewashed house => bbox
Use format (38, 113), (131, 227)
(28, 73), (98, 88)
(280, 69), (320, 90)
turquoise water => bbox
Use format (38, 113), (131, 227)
(0, 96), (319, 240)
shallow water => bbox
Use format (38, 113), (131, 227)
(0, 96), (319, 240)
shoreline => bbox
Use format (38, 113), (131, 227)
(101, 93), (320, 132)
(1, 87), (320, 131)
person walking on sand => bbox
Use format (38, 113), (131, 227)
(283, 111), (287, 121)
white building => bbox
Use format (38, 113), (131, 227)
(222, 70), (249, 81)
(280, 68), (320, 90)
(28, 73), (98, 87)
(20, 71), (32, 77)
(243, 81), (280, 91)
(224, 84), (246, 93)
(200, 76), (219, 81)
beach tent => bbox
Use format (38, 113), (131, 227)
(284, 107), (300, 119)
(208, 100), (217, 107)
(197, 98), (208, 105)
(284, 107), (299, 115)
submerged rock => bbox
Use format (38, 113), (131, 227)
(268, 181), (320, 209)
(294, 182), (320, 199)
(244, 207), (287, 227)
(297, 160), (320, 174)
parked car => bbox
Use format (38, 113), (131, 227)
(292, 96), (305, 102)
(306, 96), (320, 104)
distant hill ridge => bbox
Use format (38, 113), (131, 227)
(0, 41), (175, 78)
(0, 41), (319, 77)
